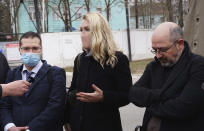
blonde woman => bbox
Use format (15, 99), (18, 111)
(64, 12), (132, 131)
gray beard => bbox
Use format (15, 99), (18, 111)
(161, 62), (173, 67)
(160, 50), (182, 67)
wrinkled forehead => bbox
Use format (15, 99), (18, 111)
(152, 35), (172, 49)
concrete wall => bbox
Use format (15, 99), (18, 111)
(41, 29), (154, 67)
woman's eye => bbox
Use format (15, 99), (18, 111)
(85, 27), (90, 31)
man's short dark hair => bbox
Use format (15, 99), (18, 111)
(19, 31), (42, 47)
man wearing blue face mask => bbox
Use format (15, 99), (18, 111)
(1, 31), (66, 131)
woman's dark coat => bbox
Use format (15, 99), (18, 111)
(66, 51), (132, 131)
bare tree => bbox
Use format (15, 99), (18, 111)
(34, 0), (42, 33)
(140, 1), (146, 28)
(160, 0), (166, 22)
(9, 0), (22, 39)
(166, 0), (173, 21)
(104, 0), (111, 21)
(178, 0), (183, 27)
(134, 0), (139, 28)
(149, 0), (152, 28)
(63, 0), (71, 31)
(0, 0), (13, 40)
(104, 0), (119, 21)
(0, 0), (12, 33)
(84, 0), (90, 12)
(50, 0), (84, 32)
(131, 0), (187, 29)
(38, 0), (49, 32)
(20, 0), (39, 32)
(124, 0), (132, 61)
(44, 0), (49, 32)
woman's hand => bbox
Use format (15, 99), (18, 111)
(76, 84), (103, 102)
(64, 123), (71, 131)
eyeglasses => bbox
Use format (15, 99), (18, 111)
(20, 47), (41, 53)
(151, 40), (179, 54)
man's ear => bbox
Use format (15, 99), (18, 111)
(178, 39), (184, 45)
(177, 39), (184, 50)
(19, 48), (22, 55)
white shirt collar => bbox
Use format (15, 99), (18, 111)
(22, 60), (43, 74)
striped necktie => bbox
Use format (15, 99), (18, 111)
(25, 70), (34, 82)
(24, 70), (34, 97)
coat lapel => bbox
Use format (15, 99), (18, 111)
(14, 65), (23, 81)
(25, 62), (51, 97)
(11, 65), (24, 103)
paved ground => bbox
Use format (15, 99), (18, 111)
(120, 74), (145, 131)
(120, 104), (145, 131)
(66, 73), (145, 131)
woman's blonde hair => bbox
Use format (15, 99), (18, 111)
(82, 12), (118, 68)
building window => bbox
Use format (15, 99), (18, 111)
(75, 7), (82, 19)
(151, 17), (154, 24)
(139, 18), (143, 26)
(145, 18), (149, 24)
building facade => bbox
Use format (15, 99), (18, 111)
(17, 0), (127, 33)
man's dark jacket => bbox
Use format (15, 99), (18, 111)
(0, 52), (9, 84)
(1, 61), (66, 131)
(65, 51), (132, 131)
(129, 42), (204, 131)
(0, 52), (9, 130)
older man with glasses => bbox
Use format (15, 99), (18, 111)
(129, 22), (204, 131)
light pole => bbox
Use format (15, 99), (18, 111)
(125, 0), (132, 61)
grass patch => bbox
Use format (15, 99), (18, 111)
(64, 58), (153, 74)
(65, 66), (74, 72)
(130, 58), (153, 74)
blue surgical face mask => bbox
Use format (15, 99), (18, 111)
(21, 53), (41, 67)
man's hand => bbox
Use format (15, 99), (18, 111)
(1, 80), (30, 97)
(8, 126), (29, 131)
(64, 123), (71, 131)
(76, 84), (103, 102)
